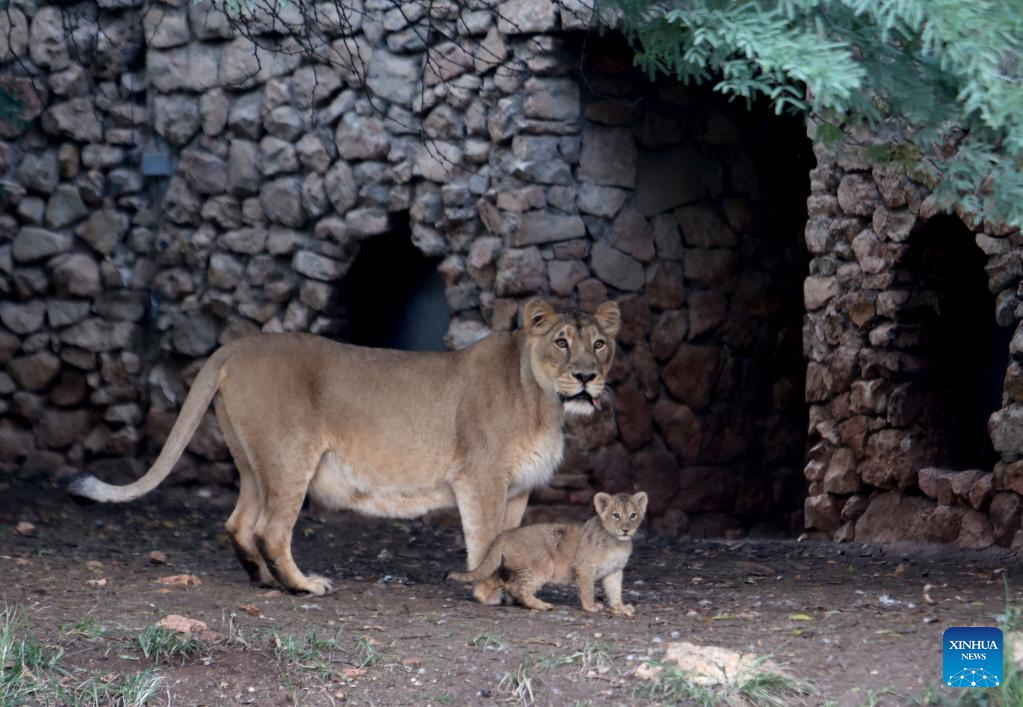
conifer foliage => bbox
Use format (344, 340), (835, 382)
(601, 0), (1023, 227)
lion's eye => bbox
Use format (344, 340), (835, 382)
(594, 340), (605, 350)
(629, 512), (637, 519)
(612, 512), (621, 519)
(555, 338), (569, 349)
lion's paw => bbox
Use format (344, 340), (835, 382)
(304, 575), (335, 596)
(610, 603), (635, 618)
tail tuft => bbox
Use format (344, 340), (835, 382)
(66, 473), (101, 504)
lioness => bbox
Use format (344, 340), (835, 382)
(447, 491), (647, 616)
(68, 298), (621, 601)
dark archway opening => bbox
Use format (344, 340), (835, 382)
(905, 215), (1011, 468)
(338, 213), (451, 352)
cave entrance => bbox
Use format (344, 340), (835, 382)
(906, 214), (1011, 468)
(339, 214), (450, 352)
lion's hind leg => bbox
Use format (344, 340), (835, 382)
(217, 398), (273, 586)
(252, 447), (334, 596)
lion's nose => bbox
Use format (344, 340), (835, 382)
(573, 372), (596, 383)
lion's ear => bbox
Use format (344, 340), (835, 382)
(521, 298), (557, 336)
(594, 300), (621, 339)
(593, 492), (612, 516)
(631, 491), (648, 518)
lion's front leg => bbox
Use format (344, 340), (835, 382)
(453, 478), (509, 605)
(503, 492), (529, 530)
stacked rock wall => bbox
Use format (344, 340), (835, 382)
(0, 1), (812, 534)
(801, 127), (1023, 548)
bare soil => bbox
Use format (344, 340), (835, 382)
(0, 477), (1018, 706)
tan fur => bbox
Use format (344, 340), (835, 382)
(448, 492), (647, 616)
(68, 298), (621, 598)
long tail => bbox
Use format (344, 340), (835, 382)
(67, 348), (229, 503)
(446, 541), (504, 583)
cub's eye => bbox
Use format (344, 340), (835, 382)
(629, 512), (637, 519)
(555, 338), (569, 349)
(612, 512), (621, 519)
(593, 340), (605, 350)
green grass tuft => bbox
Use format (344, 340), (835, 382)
(635, 654), (815, 706)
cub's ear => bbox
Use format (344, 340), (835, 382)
(521, 298), (557, 336)
(594, 300), (621, 339)
(593, 492), (612, 516)
(631, 491), (648, 517)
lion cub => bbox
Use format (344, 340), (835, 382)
(448, 492), (647, 616)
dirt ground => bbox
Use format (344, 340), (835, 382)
(0, 476), (1018, 706)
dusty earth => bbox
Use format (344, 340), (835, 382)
(0, 475), (1018, 706)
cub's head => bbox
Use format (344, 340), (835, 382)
(521, 298), (621, 417)
(594, 492), (648, 541)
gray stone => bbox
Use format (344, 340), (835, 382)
(346, 208), (389, 237)
(837, 174), (881, 216)
(189, 0), (234, 39)
(94, 292), (146, 322)
(634, 147), (706, 216)
(265, 105), (305, 141)
(302, 173), (330, 218)
(259, 136), (299, 177)
(44, 185), (88, 228)
(523, 78), (579, 121)
(17, 152), (59, 194)
(0, 301), (45, 335)
(52, 254), (101, 297)
(675, 205), (736, 247)
(328, 36), (373, 86)
(143, 5), (191, 48)
(147, 43), (222, 92)
(41, 98), (102, 142)
(59, 319), (135, 352)
(7, 352), (60, 391)
(172, 315), (218, 356)
(510, 212), (586, 247)
(219, 37), (302, 89)
(577, 127), (636, 188)
(577, 185), (627, 219)
(608, 208), (655, 261)
(220, 228), (267, 255)
(0, 7), (29, 62)
(497, 0), (557, 33)
(297, 133), (334, 175)
(495, 247), (546, 296)
(325, 160), (358, 215)
(228, 140), (261, 196)
(804, 276), (840, 310)
(46, 300), (91, 328)
(12, 228), (71, 263)
(178, 149), (228, 195)
(153, 93), (201, 146)
(292, 251), (342, 281)
(548, 260), (589, 296)
(80, 209), (130, 255)
(199, 89), (229, 136)
(367, 50), (420, 106)
(591, 242), (644, 292)
(336, 112), (389, 160)
(991, 405), (1023, 456)
(29, 7), (69, 70)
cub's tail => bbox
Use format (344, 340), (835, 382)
(67, 348), (229, 504)
(446, 542), (504, 583)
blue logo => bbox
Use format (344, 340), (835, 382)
(943, 627), (1003, 687)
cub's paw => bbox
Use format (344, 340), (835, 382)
(529, 601), (554, 612)
(303, 575), (335, 596)
(581, 601), (605, 613)
(609, 604), (635, 618)
(472, 581), (504, 606)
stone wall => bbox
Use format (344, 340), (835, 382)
(801, 126), (1023, 548)
(0, 1), (812, 535)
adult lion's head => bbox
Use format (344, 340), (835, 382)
(521, 298), (621, 417)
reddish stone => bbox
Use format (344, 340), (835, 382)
(628, 343), (659, 400)
(649, 508), (689, 537)
(650, 310), (688, 360)
(804, 362), (833, 403)
(1002, 460), (1023, 495)
(926, 505), (962, 543)
(822, 448), (859, 494)
(989, 492), (1023, 545)
(686, 291), (726, 339)
(576, 278), (607, 313)
(860, 429), (930, 491)
(632, 445), (678, 514)
(854, 491), (934, 542)
(844, 291), (876, 328)
(663, 344), (722, 410)
(653, 399), (702, 465)
(950, 470), (986, 500)
(969, 474), (994, 511)
(956, 510), (994, 549)
(1005, 362), (1023, 403)
(645, 262), (684, 309)
(686, 513), (742, 538)
(837, 415), (869, 456)
(590, 443), (631, 493)
(673, 466), (735, 513)
(616, 295), (651, 345)
(840, 494), (868, 522)
(564, 408), (617, 450)
(804, 493), (841, 532)
(917, 468), (957, 505)
(614, 382), (653, 451)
